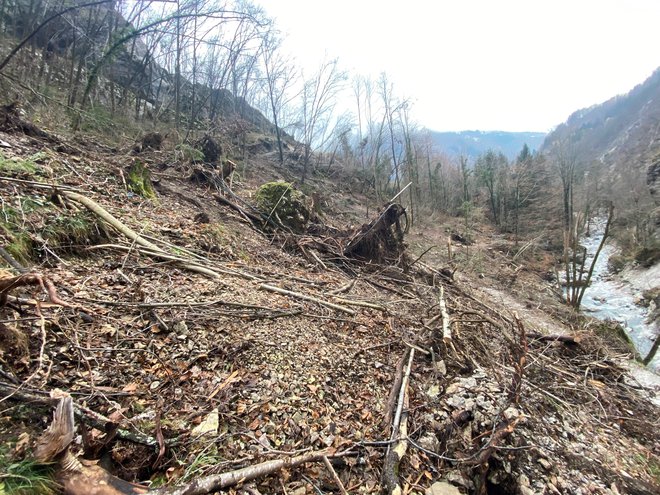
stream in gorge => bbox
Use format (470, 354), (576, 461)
(577, 217), (659, 373)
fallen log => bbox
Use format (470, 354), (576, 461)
(259, 283), (355, 315)
(62, 191), (230, 281)
(382, 349), (415, 495)
(152, 451), (341, 495)
(527, 332), (581, 345)
(381, 352), (406, 431)
(439, 285), (451, 344)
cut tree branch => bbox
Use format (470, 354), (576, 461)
(259, 283), (355, 315)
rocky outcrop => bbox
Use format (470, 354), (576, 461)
(648, 156), (660, 205)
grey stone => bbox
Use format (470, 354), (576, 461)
(418, 432), (440, 452)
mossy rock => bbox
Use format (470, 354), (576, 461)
(176, 143), (205, 163)
(593, 320), (636, 356)
(127, 161), (157, 200)
(1, 204), (35, 263)
(255, 181), (311, 232)
(607, 254), (628, 273)
(1, 228), (34, 264)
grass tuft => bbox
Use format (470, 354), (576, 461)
(0, 450), (58, 495)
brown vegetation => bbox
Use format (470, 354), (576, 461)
(0, 2), (657, 494)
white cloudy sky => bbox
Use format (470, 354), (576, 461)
(256, 0), (660, 133)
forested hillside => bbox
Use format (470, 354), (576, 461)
(429, 130), (546, 161)
(0, 2), (658, 495)
(542, 68), (660, 169)
(542, 68), (660, 260)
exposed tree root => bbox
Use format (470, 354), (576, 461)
(0, 270), (72, 307)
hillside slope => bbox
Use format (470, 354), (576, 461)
(0, 109), (658, 494)
(542, 67), (660, 177)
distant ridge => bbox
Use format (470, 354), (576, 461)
(429, 130), (547, 160)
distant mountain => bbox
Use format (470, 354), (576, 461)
(541, 67), (660, 172)
(429, 130), (546, 161)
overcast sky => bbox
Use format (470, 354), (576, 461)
(256, 0), (660, 133)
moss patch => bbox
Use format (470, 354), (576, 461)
(255, 181), (311, 233)
(0, 152), (38, 175)
(176, 143), (205, 163)
(1, 196), (108, 264)
(1, 203), (35, 264)
(42, 211), (108, 252)
(127, 161), (157, 200)
(634, 241), (660, 268)
(593, 320), (637, 357)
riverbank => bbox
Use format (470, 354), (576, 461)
(577, 219), (660, 372)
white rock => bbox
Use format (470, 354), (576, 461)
(503, 406), (520, 420)
(425, 481), (461, 495)
(434, 359), (447, 375)
(446, 395), (466, 409)
(427, 384), (442, 399)
(192, 410), (219, 436)
(445, 470), (472, 489)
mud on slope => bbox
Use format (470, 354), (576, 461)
(0, 125), (658, 495)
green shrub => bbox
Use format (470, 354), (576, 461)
(175, 143), (205, 163)
(607, 254), (628, 273)
(0, 153), (37, 175)
(42, 211), (107, 251)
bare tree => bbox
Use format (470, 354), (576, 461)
(379, 73), (402, 193)
(295, 57), (346, 183)
(551, 138), (578, 231)
(259, 32), (297, 163)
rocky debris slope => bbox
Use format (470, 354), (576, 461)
(0, 120), (658, 494)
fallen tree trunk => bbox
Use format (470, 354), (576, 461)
(382, 349), (415, 495)
(62, 191), (228, 281)
(152, 451), (337, 495)
(259, 283), (356, 315)
(439, 285), (451, 344)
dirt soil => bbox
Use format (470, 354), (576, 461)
(0, 125), (659, 495)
